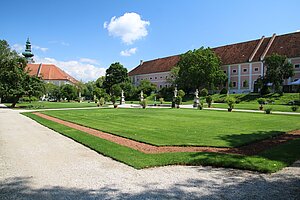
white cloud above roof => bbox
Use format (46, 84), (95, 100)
(120, 47), (137, 56)
(35, 57), (105, 82)
(104, 12), (150, 45)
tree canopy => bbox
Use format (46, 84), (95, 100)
(0, 40), (44, 107)
(264, 53), (294, 92)
(176, 47), (227, 92)
(103, 62), (129, 93)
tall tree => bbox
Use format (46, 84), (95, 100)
(176, 47), (227, 92)
(0, 40), (44, 107)
(264, 53), (294, 92)
(103, 62), (129, 93)
(137, 80), (156, 96)
(61, 84), (77, 102)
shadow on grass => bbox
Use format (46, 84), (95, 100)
(217, 130), (284, 148)
(1, 173), (299, 200)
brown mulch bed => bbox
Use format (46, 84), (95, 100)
(33, 112), (300, 156)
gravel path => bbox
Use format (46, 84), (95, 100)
(1, 108), (300, 199)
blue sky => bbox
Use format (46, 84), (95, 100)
(1, 0), (300, 82)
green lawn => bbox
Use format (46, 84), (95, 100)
(41, 108), (300, 147)
(23, 112), (300, 173)
(210, 102), (300, 112)
(5, 101), (98, 109)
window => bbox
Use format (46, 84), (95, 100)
(254, 67), (259, 72)
(137, 78), (139, 81)
(155, 77), (157, 79)
(232, 82), (237, 87)
(141, 78), (143, 80)
(165, 76), (168, 78)
(150, 77), (152, 80)
(223, 70), (227, 74)
(160, 77), (162, 79)
(159, 85), (162, 88)
(232, 69), (237, 73)
(243, 80), (248, 87)
(295, 64), (300, 69)
(243, 68), (248, 72)
(171, 75), (173, 78)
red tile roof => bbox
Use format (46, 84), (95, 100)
(129, 31), (300, 76)
(26, 63), (78, 84)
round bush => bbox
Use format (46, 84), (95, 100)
(220, 88), (228, 94)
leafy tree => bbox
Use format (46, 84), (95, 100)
(264, 53), (294, 92)
(103, 62), (129, 93)
(176, 47), (227, 92)
(200, 88), (208, 97)
(95, 76), (105, 88)
(82, 81), (95, 100)
(111, 84), (122, 97)
(94, 87), (110, 102)
(119, 82), (137, 100)
(137, 80), (156, 96)
(61, 84), (77, 102)
(0, 40), (44, 107)
(166, 66), (179, 86)
(24, 75), (45, 102)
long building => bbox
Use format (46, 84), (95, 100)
(129, 31), (300, 93)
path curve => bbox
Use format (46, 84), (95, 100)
(34, 112), (300, 155)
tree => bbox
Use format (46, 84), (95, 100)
(82, 81), (95, 100)
(0, 40), (44, 107)
(176, 47), (227, 92)
(264, 53), (294, 92)
(61, 84), (77, 102)
(119, 82), (137, 100)
(103, 62), (129, 93)
(24, 75), (45, 102)
(137, 80), (156, 96)
(166, 66), (179, 86)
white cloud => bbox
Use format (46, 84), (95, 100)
(104, 12), (150, 44)
(79, 58), (99, 65)
(296, 30), (300, 32)
(120, 47), (137, 56)
(32, 45), (48, 52)
(35, 57), (106, 82)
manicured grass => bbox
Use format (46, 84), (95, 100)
(5, 101), (98, 109)
(22, 112), (300, 173)
(41, 108), (300, 147)
(210, 102), (300, 112)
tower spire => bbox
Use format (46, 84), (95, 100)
(22, 37), (34, 63)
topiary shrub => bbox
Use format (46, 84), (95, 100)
(265, 107), (272, 114)
(257, 98), (266, 110)
(206, 95), (213, 108)
(200, 88), (208, 97)
(291, 105), (299, 112)
(226, 96), (236, 111)
(140, 99), (147, 109)
(220, 88), (228, 94)
(175, 96), (182, 108)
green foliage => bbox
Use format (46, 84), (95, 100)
(260, 85), (271, 95)
(61, 84), (77, 102)
(157, 86), (174, 101)
(220, 88), (228, 94)
(140, 99), (147, 108)
(264, 53), (294, 92)
(226, 96), (236, 109)
(176, 47), (227, 92)
(257, 98), (266, 106)
(265, 107), (272, 114)
(111, 84), (122, 97)
(159, 97), (164, 104)
(291, 105), (299, 112)
(82, 81), (95, 100)
(200, 88), (208, 96)
(94, 87), (110, 102)
(99, 97), (105, 106)
(175, 96), (182, 106)
(103, 62), (128, 93)
(206, 95), (213, 107)
(137, 80), (156, 96)
(0, 40), (44, 107)
(178, 89), (185, 98)
(119, 81), (137, 100)
(111, 95), (117, 105)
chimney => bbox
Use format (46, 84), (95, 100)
(140, 60), (144, 65)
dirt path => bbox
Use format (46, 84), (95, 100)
(34, 112), (300, 155)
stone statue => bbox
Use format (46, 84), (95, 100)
(194, 89), (199, 98)
(140, 90), (144, 101)
(193, 89), (199, 108)
(120, 90), (125, 105)
(174, 87), (178, 98)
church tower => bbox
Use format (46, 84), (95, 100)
(22, 38), (34, 63)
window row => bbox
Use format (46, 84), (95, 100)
(137, 75), (173, 81)
(227, 67), (259, 74)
